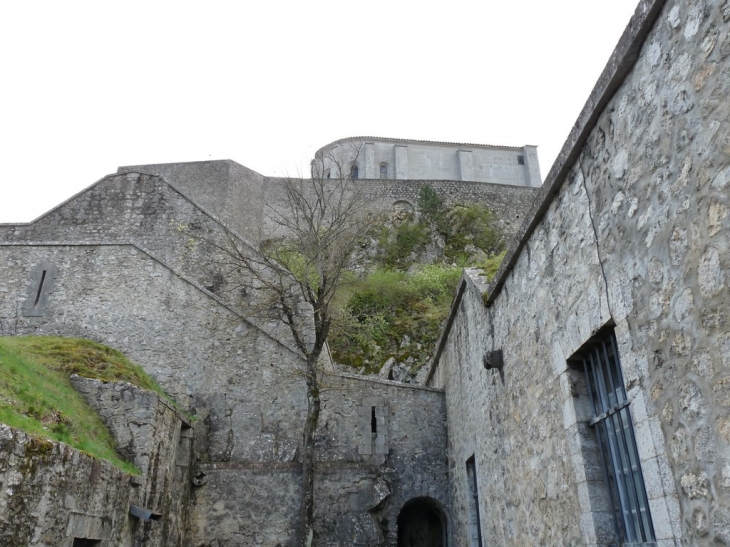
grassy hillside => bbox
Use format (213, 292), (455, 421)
(0, 336), (169, 474)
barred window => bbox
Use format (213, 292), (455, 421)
(580, 330), (655, 544)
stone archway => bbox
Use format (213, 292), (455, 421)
(397, 497), (447, 547)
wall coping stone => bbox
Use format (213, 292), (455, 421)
(327, 371), (445, 393)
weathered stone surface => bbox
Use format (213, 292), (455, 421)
(190, 373), (448, 546)
(5, 0), (730, 544)
(429, 0), (730, 544)
(0, 424), (132, 547)
(70, 376), (193, 547)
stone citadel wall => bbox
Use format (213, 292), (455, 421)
(429, 0), (730, 544)
(0, 170), (448, 544)
(111, 164), (539, 246)
(5, 0), (730, 543)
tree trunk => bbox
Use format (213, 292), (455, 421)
(299, 359), (321, 547)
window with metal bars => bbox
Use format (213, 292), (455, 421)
(580, 330), (655, 544)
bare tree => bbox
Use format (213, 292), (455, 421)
(199, 143), (379, 546)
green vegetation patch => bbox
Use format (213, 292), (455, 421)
(329, 265), (462, 375)
(376, 219), (430, 268)
(0, 336), (169, 474)
(330, 187), (507, 378)
(444, 204), (504, 263)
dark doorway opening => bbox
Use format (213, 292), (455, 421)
(397, 497), (447, 547)
(72, 539), (101, 547)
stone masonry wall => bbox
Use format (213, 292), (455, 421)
(71, 376), (193, 547)
(0, 167), (451, 544)
(316, 373), (449, 547)
(579, 0), (730, 541)
(0, 424), (133, 546)
(430, 0), (730, 544)
(118, 160), (267, 245)
(190, 373), (448, 547)
(0, 244), (307, 450)
(0, 172), (299, 352)
(262, 176), (539, 242)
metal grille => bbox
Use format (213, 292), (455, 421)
(581, 332), (656, 544)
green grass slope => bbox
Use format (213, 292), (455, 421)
(0, 336), (169, 474)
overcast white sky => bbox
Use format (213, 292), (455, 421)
(0, 0), (640, 223)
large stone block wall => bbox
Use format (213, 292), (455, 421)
(261, 176), (539, 242)
(118, 160), (266, 244)
(0, 241), (448, 545)
(430, 0), (730, 544)
(578, 0), (730, 541)
(190, 373), (448, 546)
(316, 373), (449, 546)
(0, 173), (298, 351)
(359, 178), (540, 240)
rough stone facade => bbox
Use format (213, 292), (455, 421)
(0, 424), (133, 547)
(71, 376), (194, 546)
(0, 153), (449, 544)
(113, 163), (540, 244)
(428, 0), (730, 545)
(191, 373), (448, 546)
(0, 376), (191, 547)
(3, 0), (730, 543)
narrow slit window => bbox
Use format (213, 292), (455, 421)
(371, 407), (377, 434)
(34, 270), (47, 307)
(22, 262), (57, 317)
(466, 455), (483, 547)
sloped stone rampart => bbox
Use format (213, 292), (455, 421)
(0, 172), (300, 352)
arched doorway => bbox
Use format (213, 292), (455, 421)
(397, 497), (447, 547)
